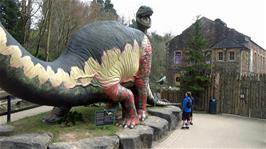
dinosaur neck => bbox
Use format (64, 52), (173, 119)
(0, 24), (108, 106)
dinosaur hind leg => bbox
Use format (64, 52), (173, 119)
(104, 84), (139, 129)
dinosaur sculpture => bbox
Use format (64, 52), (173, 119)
(0, 20), (153, 128)
(43, 6), (177, 124)
(0, 6), (176, 128)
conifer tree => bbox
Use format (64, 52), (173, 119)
(181, 16), (211, 99)
(0, 0), (23, 43)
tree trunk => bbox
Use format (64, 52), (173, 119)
(45, 0), (52, 61)
(23, 0), (32, 46)
(34, 19), (46, 57)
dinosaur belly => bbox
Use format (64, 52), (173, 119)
(87, 40), (142, 88)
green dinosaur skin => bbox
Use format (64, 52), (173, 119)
(0, 6), (176, 128)
(44, 5), (177, 125)
(0, 20), (153, 128)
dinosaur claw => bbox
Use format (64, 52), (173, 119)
(138, 110), (148, 121)
(123, 124), (128, 128)
(129, 124), (135, 129)
(121, 116), (139, 129)
(123, 123), (136, 129)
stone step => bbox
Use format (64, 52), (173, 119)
(49, 136), (119, 149)
(116, 125), (154, 149)
(0, 106), (182, 149)
(148, 106), (181, 131)
(143, 116), (168, 141)
(0, 132), (52, 149)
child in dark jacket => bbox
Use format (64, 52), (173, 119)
(182, 92), (192, 129)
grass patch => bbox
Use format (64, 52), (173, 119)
(10, 106), (121, 142)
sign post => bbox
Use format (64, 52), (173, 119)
(95, 109), (115, 126)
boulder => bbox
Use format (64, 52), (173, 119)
(0, 132), (52, 149)
(165, 106), (182, 122)
(116, 125), (153, 149)
(143, 116), (168, 141)
(49, 136), (119, 149)
(148, 107), (178, 130)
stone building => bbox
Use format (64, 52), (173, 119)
(167, 17), (266, 86)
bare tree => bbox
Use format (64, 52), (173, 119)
(45, 0), (52, 61)
(31, 0), (119, 61)
(21, 0), (42, 47)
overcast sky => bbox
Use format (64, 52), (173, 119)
(108, 0), (266, 49)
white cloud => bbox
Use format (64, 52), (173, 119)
(110, 0), (266, 49)
(81, 0), (266, 49)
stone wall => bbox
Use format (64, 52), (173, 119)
(212, 48), (241, 73)
(0, 106), (182, 149)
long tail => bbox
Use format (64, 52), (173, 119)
(0, 23), (108, 106)
(146, 84), (180, 106)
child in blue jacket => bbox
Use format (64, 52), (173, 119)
(182, 92), (192, 129)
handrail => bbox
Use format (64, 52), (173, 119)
(0, 95), (12, 122)
(0, 95), (40, 123)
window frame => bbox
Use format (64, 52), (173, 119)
(174, 50), (182, 64)
(217, 51), (224, 61)
(228, 51), (236, 61)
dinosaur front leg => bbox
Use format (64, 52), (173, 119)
(104, 84), (139, 129)
(135, 40), (152, 121)
(43, 106), (71, 123)
(135, 77), (149, 121)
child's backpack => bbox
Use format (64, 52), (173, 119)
(187, 100), (192, 108)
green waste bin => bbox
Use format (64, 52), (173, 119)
(209, 98), (217, 114)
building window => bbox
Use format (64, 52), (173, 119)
(174, 51), (182, 64)
(229, 51), (235, 61)
(218, 52), (223, 61)
(175, 73), (181, 86)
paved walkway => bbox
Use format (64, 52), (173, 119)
(0, 106), (53, 124)
(154, 113), (266, 148)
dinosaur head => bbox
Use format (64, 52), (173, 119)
(136, 5), (153, 33)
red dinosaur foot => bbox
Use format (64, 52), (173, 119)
(138, 110), (148, 121)
(123, 116), (139, 129)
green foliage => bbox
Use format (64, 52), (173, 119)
(0, 0), (24, 43)
(181, 16), (211, 97)
(128, 19), (137, 28)
(150, 33), (172, 82)
(59, 111), (84, 127)
(11, 106), (119, 142)
(103, 0), (115, 13)
(92, 0), (118, 21)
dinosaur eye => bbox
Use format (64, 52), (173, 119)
(141, 17), (150, 22)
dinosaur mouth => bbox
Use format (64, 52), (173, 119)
(137, 15), (151, 28)
(140, 16), (151, 27)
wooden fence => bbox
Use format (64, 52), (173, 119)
(161, 73), (266, 119)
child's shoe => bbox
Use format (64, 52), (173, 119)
(181, 124), (187, 129)
(185, 123), (189, 129)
